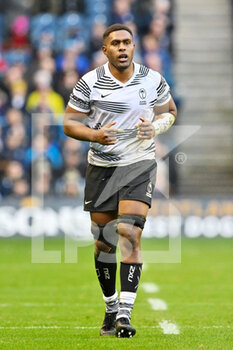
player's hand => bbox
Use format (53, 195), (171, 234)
(94, 122), (118, 145)
(136, 117), (155, 139)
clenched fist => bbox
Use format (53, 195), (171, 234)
(94, 122), (118, 145)
(137, 115), (166, 139)
(136, 117), (155, 139)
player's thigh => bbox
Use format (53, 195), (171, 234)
(90, 211), (118, 225)
(118, 200), (149, 217)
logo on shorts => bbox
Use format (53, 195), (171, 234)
(146, 181), (153, 198)
(139, 88), (147, 105)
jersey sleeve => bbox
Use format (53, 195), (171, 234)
(68, 73), (92, 113)
(154, 74), (171, 107)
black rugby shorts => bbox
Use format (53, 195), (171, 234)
(84, 159), (157, 212)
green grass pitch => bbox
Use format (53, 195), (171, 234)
(0, 237), (232, 350)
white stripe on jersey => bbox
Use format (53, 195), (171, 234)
(68, 62), (171, 167)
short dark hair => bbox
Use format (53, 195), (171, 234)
(103, 24), (133, 42)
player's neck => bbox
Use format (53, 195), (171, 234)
(108, 62), (134, 83)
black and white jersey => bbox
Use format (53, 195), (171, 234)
(68, 62), (171, 167)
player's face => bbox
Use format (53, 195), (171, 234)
(102, 30), (135, 71)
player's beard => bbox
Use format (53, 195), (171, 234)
(111, 60), (132, 71)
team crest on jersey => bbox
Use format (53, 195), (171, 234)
(139, 88), (146, 99)
(139, 88), (147, 105)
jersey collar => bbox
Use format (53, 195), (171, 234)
(104, 61), (139, 87)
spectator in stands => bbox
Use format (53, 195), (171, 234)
(55, 137), (86, 196)
(132, 0), (153, 35)
(57, 69), (79, 105)
(25, 133), (63, 172)
(153, 0), (171, 16)
(110, 0), (134, 24)
(31, 0), (63, 14)
(144, 51), (162, 74)
(36, 46), (53, 63)
(56, 42), (90, 76)
(31, 0), (86, 15)
(5, 15), (30, 50)
(142, 34), (173, 86)
(30, 112), (52, 140)
(89, 23), (107, 57)
(141, 32), (160, 53)
(62, 0), (86, 14)
(3, 126), (27, 167)
(4, 107), (28, 133)
(62, 137), (87, 178)
(0, 160), (27, 197)
(91, 50), (107, 70)
(5, 63), (28, 110)
(26, 70), (65, 118)
(39, 55), (57, 89)
(25, 46), (53, 91)
(0, 54), (9, 77)
(149, 15), (170, 51)
(123, 20), (142, 62)
(32, 158), (53, 196)
(0, 79), (10, 115)
(154, 0), (174, 49)
(12, 177), (29, 197)
(0, 124), (3, 153)
(55, 168), (83, 196)
(39, 55), (56, 76)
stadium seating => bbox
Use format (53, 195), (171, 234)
(0, 14), (5, 44)
(30, 13), (57, 49)
(55, 13), (87, 53)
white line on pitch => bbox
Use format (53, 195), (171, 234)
(142, 282), (160, 293)
(0, 325), (231, 330)
(0, 326), (99, 329)
(0, 303), (102, 307)
(143, 325), (232, 329)
(148, 298), (167, 310)
(159, 320), (180, 334)
(143, 263), (148, 271)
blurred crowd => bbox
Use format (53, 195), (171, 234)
(0, 0), (178, 199)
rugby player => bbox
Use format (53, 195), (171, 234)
(63, 23), (177, 338)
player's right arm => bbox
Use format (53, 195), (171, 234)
(63, 105), (118, 145)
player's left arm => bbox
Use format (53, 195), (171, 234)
(137, 96), (177, 139)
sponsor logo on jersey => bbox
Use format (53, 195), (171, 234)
(101, 93), (112, 98)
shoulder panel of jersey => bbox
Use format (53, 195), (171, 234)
(147, 69), (171, 108)
(125, 63), (150, 87)
(68, 68), (97, 113)
(93, 63), (123, 91)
